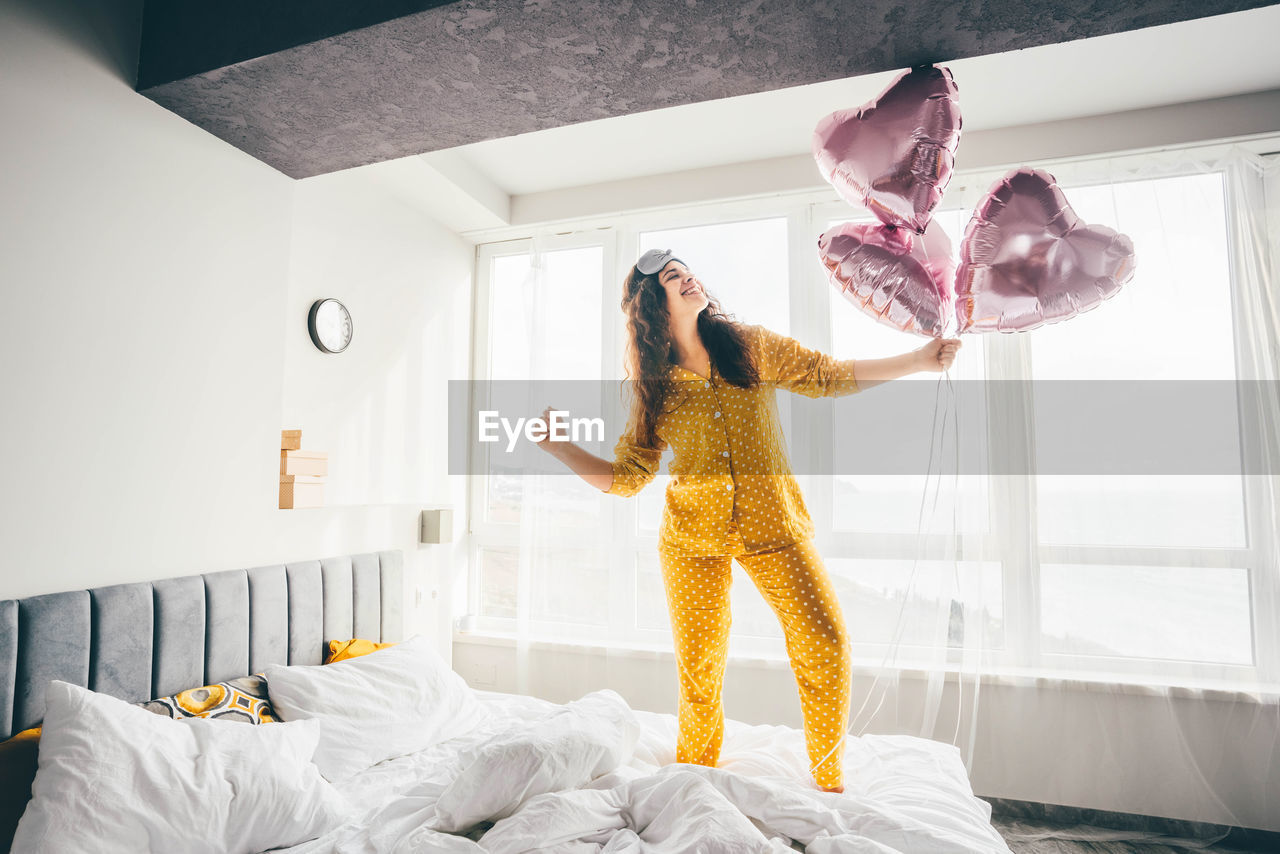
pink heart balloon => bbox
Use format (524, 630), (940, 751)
(955, 168), (1136, 334)
(812, 65), (962, 234)
(819, 219), (956, 338)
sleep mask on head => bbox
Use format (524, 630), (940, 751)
(636, 248), (684, 276)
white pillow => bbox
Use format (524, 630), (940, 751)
(12, 680), (349, 854)
(264, 633), (487, 782)
(430, 688), (641, 832)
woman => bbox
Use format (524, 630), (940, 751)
(536, 248), (960, 793)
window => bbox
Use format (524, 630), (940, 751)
(462, 146), (1280, 689)
(471, 238), (616, 634)
(482, 245), (606, 531)
(1029, 174), (1245, 549)
(1023, 171), (1255, 673)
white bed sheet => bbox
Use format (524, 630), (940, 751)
(273, 688), (1012, 854)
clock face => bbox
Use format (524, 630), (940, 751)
(309, 299), (353, 353)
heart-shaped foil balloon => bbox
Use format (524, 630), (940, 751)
(819, 219), (956, 338)
(812, 65), (962, 234)
(955, 168), (1136, 333)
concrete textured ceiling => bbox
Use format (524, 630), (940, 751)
(136, 0), (1280, 179)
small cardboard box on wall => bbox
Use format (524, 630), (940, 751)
(280, 474), (325, 509)
(281, 449), (328, 477)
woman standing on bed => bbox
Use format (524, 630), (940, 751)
(536, 248), (960, 793)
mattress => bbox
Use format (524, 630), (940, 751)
(276, 687), (1013, 853)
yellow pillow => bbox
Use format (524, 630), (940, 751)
(1, 727), (42, 852)
(325, 638), (395, 664)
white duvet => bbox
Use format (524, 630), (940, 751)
(276, 688), (1011, 854)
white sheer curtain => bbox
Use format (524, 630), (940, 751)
(970, 147), (1278, 840)
(503, 234), (630, 702)
(474, 145), (1280, 835)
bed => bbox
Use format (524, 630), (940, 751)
(0, 549), (1013, 853)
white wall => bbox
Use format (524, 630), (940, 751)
(0, 0), (473, 656)
(281, 168), (475, 654)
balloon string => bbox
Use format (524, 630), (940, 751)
(918, 216), (972, 753)
(944, 361), (981, 770)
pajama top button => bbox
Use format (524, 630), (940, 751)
(721, 451), (729, 458)
(713, 411), (721, 418)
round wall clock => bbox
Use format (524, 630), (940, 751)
(307, 299), (353, 354)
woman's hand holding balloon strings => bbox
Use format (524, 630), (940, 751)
(914, 338), (961, 373)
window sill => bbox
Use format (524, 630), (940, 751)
(453, 628), (1280, 704)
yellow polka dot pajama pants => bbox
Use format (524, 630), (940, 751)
(659, 538), (853, 789)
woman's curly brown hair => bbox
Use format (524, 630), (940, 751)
(620, 261), (759, 448)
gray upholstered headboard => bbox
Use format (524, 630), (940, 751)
(0, 550), (404, 739)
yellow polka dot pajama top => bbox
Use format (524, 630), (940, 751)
(605, 324), (860, 789)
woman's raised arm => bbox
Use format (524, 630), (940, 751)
(756, 325), (959, 394)
(852, 338), (961, 390)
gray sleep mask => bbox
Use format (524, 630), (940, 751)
(636, 248), (685, 276)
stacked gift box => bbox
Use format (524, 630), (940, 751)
(279, 429), (328, 509)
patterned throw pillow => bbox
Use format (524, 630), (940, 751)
(139, 675), (276, 724)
